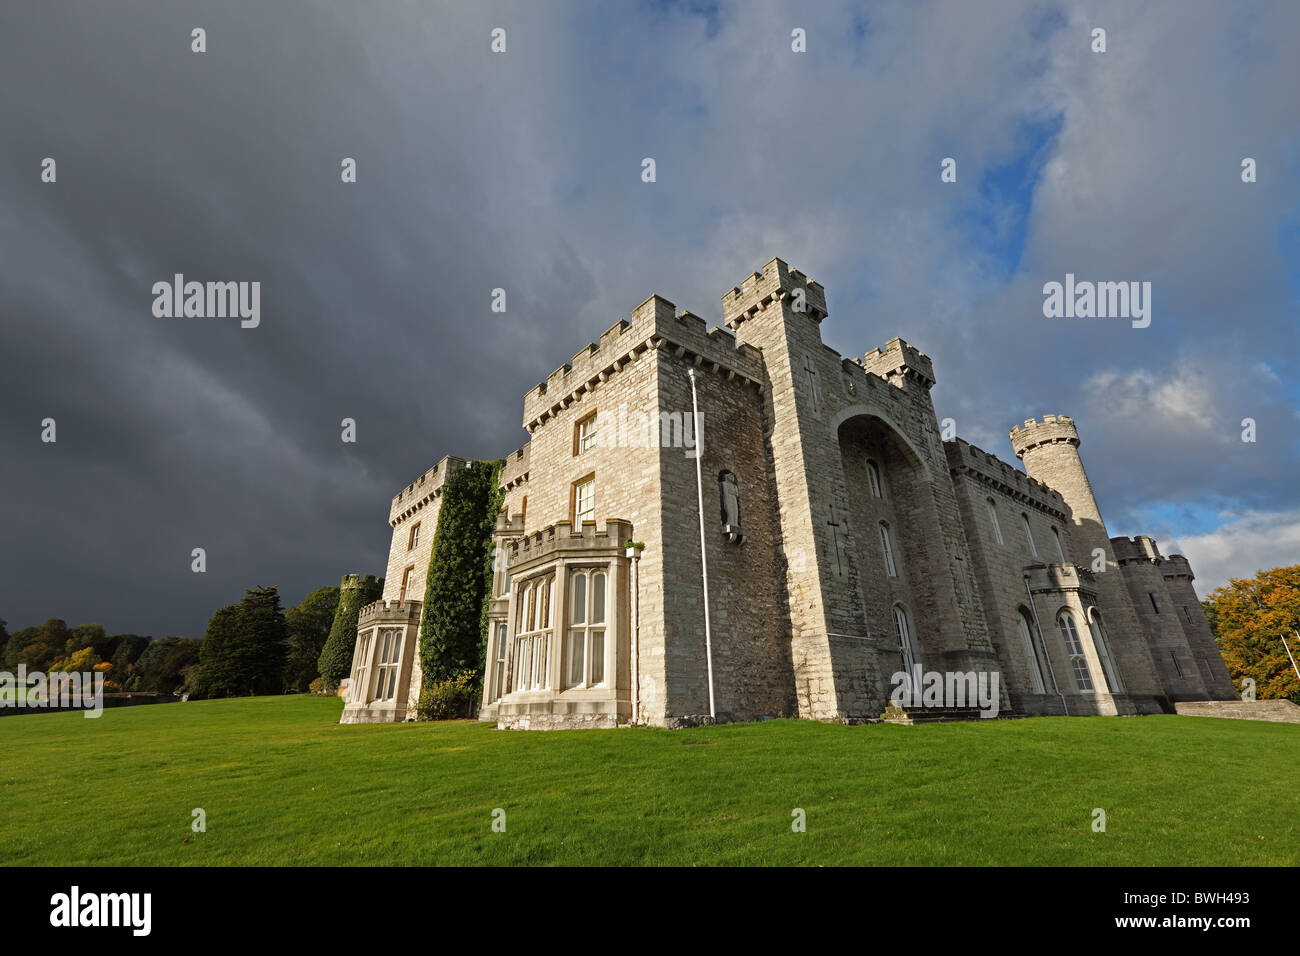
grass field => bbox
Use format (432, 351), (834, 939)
(2, 695), (1297, 866)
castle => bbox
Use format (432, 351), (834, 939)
(339, 258), (1238, 728)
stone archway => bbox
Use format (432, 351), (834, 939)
(836, 414), (935, 671)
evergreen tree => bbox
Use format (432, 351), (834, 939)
(199, 605), (240, 697)
(199, 586), (289, 697)
(284, 584), (341, 692)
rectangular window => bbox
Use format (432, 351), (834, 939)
(400, 566), (416, 602)
(372, 630), (403, 702)
(1170, 652), (1183, 678)
(575, 411), (598, 455)
(493, 624), (507, 702)
(352, 630), (374, 703)
(573, 475), (595, 525)
(408, 521), (420, 551)
(566, 631), (584, 686)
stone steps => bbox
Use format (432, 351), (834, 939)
(881, 704), (1019, 725)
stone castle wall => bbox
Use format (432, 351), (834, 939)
(344, 258), (1240, 730)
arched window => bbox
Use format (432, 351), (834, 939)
(893, 603), (921, 673)
(1051, 527), (1066, 563)
(1057, 611), (1093, 692)
(513, 576), (554, 692)
(879, 521), (898, 578)
(986, 498), (1004, 545)
(866, 460), (883, 498)
(567, 568), (608, 688)
(1088, 609), (1123, 692)
(1016, 609), (1046, 694)
(1021, 513), (1038, 558)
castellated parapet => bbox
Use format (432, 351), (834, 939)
(1008, 414), (1079, 458)
(1160, 554), (1195, 580)
(357, 599), (422, 627)
(1110, 534), (1167, 565)
(507, 517), (634, 569)
(721, 257), (827, 329)
(1025, 561), (1099, 595)
(943, 438), (1068, 519)
(522, 295), (763, 432)
(388, 455), (465, 528)
(501, 444), (529, 492)
(860, 338), (936, 390)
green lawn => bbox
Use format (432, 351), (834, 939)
(2, 695), (1296, 866)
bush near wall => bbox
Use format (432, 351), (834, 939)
(416, 670), (479, 720)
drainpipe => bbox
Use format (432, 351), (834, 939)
(629, 544), (641, 725)
(687, 368), (716, 720)
(1025, 574), (1068, 715)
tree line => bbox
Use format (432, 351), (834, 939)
(1, 580), (357, 699)
(1, 460), (505, 709)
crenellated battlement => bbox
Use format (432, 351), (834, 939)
(1161, 553), (1195, 580)
(1025, 561), (1098, 595)
(507, 517), (634, 570)
(495, 511), (527, 535)
(389, 455), (466, 526)
(1009, 414), (1079, 459)
(721, 257), (828, 329)
(1111, 535), (1166, 565)
(501, 444), (529, 492)
(860, 338), (936, 390)
(522, 293), (764, 432)
(944, 438), (1068, 517)
(357, 598), (422, 626)
(839, 353), (906, 404)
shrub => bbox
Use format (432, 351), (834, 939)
(309, 676), (326, 695)
(416, 671), (480, 721)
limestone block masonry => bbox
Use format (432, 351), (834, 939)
(341, 258), (1241, 728)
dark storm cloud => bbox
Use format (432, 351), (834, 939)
(1, 0), (1296, 637)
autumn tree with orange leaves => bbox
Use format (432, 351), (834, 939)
(1203, 565), (1300, 703)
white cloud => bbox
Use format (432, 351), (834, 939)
(1081, 362), (1226, 434)
(1170, 510), (1300, 598)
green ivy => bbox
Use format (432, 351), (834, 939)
(317, 573), (383, 691)
(419, 459), (503, 691)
